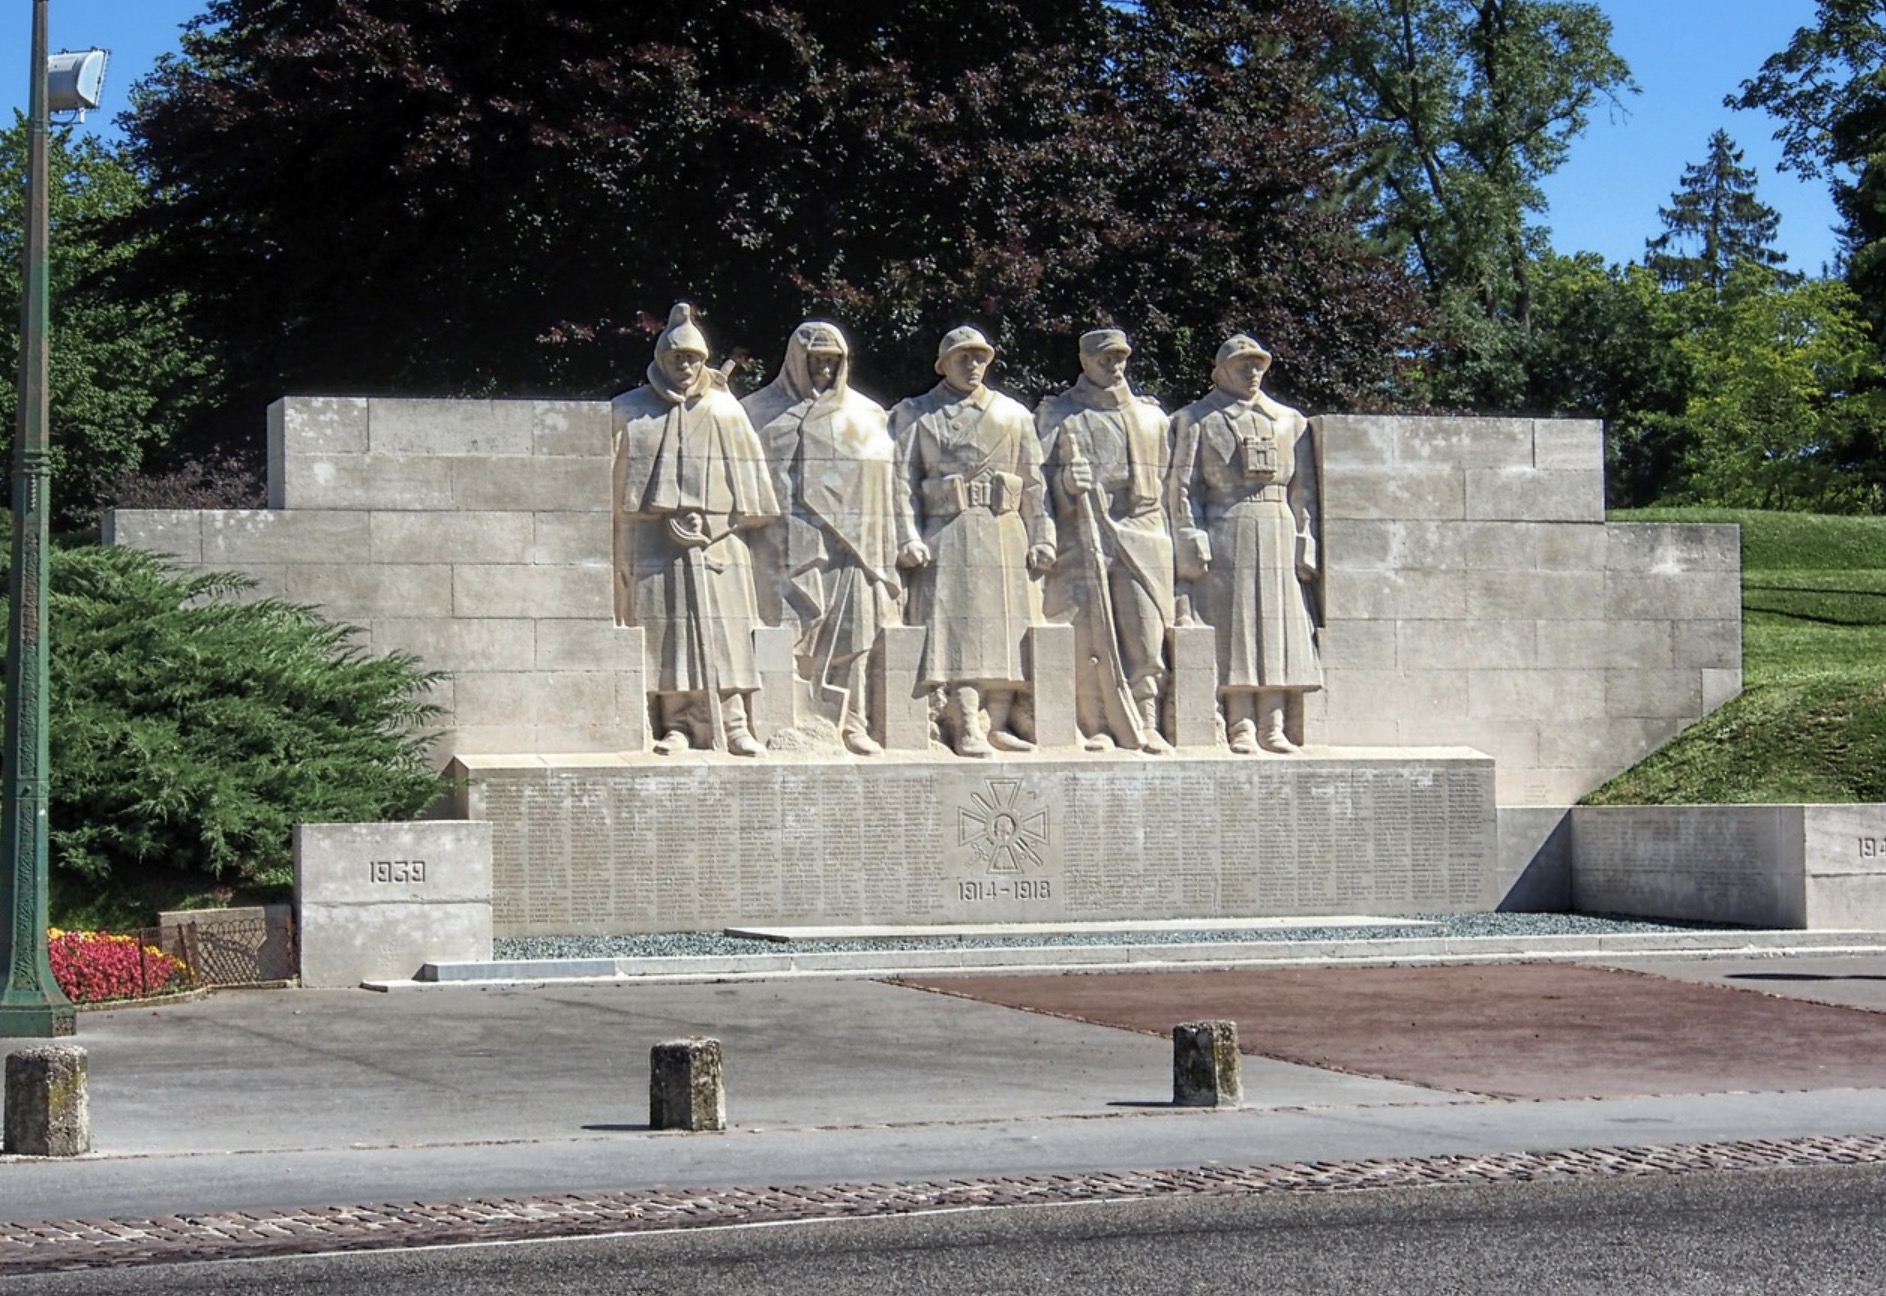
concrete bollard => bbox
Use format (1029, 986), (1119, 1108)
(4, 1044), (91, 1157)
(649, 1037), (726, 1132)
(1173, 1020), (1242, 1108)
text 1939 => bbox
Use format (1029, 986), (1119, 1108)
(370, 859), (426, 884)
(958, 879), (1050, 903)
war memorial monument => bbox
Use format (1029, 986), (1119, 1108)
(102, 301), (1791, 983)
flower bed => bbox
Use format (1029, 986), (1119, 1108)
(46, 929), (191, 1004)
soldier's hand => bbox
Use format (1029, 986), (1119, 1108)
(1062, 461), (1095, 494)
(898, 539), (932, 569)
(1026, 543), (1057, 575)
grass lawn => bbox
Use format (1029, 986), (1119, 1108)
(1585, 508), (1886, 804)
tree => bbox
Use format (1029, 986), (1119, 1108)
(0, 118), (214, 529)
(1645, 130), (1793, 292)
(5, 545), (450, 895)
(1322, 0), (1634, 407)
(1517, 252), (1695, 505)
(119, 0), (1421, 447)
(1731, 2), (1886, 324)
(1676, 267), (1885, 511)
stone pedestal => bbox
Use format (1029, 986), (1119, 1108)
(1026, 625), (1079, 749)
(1173, 1020), (1241, 1108)
(1168, 625), (1219, 749)
(454, 747), (1496, 936)
(650, 1037), (726, 1131)
(4, 1044), (89, 1156)
(294, 821), (494, 986)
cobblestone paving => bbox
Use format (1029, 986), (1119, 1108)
(4, 1133), (1884, 1274)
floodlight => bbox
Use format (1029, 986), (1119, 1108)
(47, 48), (107, 117)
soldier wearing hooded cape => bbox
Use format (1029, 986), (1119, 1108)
(742, 321), (923, 754)
(613, 303), (781, 755)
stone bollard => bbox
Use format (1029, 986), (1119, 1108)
(649, 1037), (726, 1132)
(1172, 1020), (1242, 1108)
(4, 1044), (90, 1157)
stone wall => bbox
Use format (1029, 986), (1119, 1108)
(104, 399), (1742, 805)
(1496, 803), (1886, 930)
(1315, 415), (1741, 804)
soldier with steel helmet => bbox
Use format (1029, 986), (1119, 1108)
(890, 326), (1055, 757)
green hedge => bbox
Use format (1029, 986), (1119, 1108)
(1, 544), (450, 894)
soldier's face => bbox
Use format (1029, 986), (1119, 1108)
(1220, 355), (1266, 399)
(1080, 347), (1129, 388)
(660, 349), (706, 389)
(941, 348), (990, 393)
(807, 351), (841, 393)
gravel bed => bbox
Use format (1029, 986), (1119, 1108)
(494, 912), (1737, 962)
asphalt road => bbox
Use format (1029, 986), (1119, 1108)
(11, 1162), (1885, 1295)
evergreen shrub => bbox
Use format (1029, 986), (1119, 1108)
(1, 545), (450, 894)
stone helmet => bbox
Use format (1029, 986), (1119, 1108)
(935, 325), (995, 374)
(1215, 334), (1272, 370)
(1079, 328), (1132, 357)
(655, 302), (710, 358)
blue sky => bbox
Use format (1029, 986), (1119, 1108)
(0, 1), (1851, 276)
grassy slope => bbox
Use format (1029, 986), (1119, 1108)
(1585, 508), (1886, 804)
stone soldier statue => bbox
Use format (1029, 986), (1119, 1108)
(1171, 335), (1322, 754)
(1036, 328), (1176, 754)
(612, 302), (781, 756)
(891, 326), (1055, 757)
(742, 320), (927, 755)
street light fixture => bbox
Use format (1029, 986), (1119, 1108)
(1, 1), (108, 1037)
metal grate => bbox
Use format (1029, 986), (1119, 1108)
(163, 910), (298, 987)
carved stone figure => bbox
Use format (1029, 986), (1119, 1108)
(612, 303), (781, 756)
(1171, 335), (1322, 754)
(742, 321), (927, 755)
(891, 327), (1055, 757)
(1036, 329), (1176, 754)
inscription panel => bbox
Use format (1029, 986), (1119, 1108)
(465, 754), (1496, 937)
(1571, 806), (1800, 927)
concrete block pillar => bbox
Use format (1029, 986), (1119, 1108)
(1168, 626), (1220, 749)
(650, 1037), (726, 1132)
(872, 626), (931, 752)
(4, 1045), (90, 1156)
(1026, 624), (1078, 749)
(1172, 1020), (1241, 1108)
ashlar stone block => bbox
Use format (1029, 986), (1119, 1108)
(871, 625), (931, 752)
(1026, 624), (1078, 749)
(1172, 1020), (1241, 1108)
(650, 1037), (726, 1131)
(3, 1045), (89, 1157)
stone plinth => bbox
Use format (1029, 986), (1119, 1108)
(294, 821), (494, 986)
(1173, 1020), (1242, 1108)
(1566, 803), (1886, 929)
(453, 748), (1496, 936)
(4, 1045), (89, 1157)
(650, 1038), (726, 1131)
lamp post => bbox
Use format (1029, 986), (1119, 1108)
(0, 2), (104, 1037)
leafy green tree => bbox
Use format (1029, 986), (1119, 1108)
(120, 0), (1420, 437)
(1731, 1), (1886, 322)
(1676, 267), (1885, 511)
(2, 545), (450, 893)
(1645, 130), (1793, 292)
(0, 118), (215, 528)
(1323, 0), (1634, 407)
(1518, 252), (1695, 505)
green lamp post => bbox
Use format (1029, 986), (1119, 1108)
(1, 1), (108, 1037)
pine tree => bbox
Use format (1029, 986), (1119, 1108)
(1645, 130), (1792, 292)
